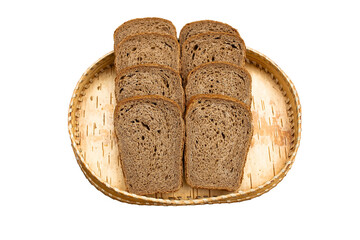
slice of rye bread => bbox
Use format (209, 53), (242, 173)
(114, 95), (184, 195)
(185, 94), (253, 191)
(115, 64), (185, 112)
(185, 62), (252, 106)
(114, 17), (177, 48)
(179, 20), (239, 45)
(115, 33), (180, 73)
(181, 32), (246, 81)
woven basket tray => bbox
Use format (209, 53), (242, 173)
(68, 48), (301, 205)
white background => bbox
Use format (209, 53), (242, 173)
(1, 0), (359, 239)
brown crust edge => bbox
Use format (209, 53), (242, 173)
(114, 95), (185, 195)
(114, 17), (177, 43)
(114, 32), (181, 73)
(184, 94), (253, 191)
(181, 32), (246, 80)
(114, 64), (185, 113)
(179, 20), (240, 45)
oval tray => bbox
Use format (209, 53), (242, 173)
(68, 48), (301, 205)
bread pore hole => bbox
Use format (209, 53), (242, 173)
(141, 122), (150, 130)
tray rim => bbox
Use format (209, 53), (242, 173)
(68, 48), (302, 205)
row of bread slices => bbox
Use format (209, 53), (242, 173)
(113, 18), (253, 196)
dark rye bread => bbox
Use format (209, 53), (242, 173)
(179, 20), (239, 45)
(114, 17), (177, 48)
(115, 64), (185, 112)
(181, 32), (246, 80)
(185, 62), (252, 106)
(185, 95), (253, 191)
(115, 33), (180, 73)
(114, 95), (184, 195)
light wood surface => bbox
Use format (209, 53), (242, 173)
(68, 48), (301, 205)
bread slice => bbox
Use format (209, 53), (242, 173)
(115, 64), (185, 112)
(114, 17), (177, 48)
(185, 62), (252, 106)
(185, 94), (253, 191)
(181, 32), (246, 80)
(179, 20), (239, 45)
(114, 95), (184, 195)
(115, 33), (180, 73)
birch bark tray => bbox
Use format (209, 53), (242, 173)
(68, 48), (301, 205)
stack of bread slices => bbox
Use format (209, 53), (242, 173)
(113, 18), (185, 195)
(113, 18), (253, 195)
(180, 20), (253, 191)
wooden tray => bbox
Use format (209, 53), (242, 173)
(68, 48), (301, 205)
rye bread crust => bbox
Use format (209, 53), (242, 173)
(184, 94), (253, 191)
(180, 32), (246, 80)
(115, 64), (185, 112)
(179, 20), (240, 45)
(114, 17), (177, 48)
(185, 61), (252, 106)
(114, 33), (180, 73)
(114, 95), (185, 195)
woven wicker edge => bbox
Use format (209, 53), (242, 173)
(68, 48), (302, 205)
